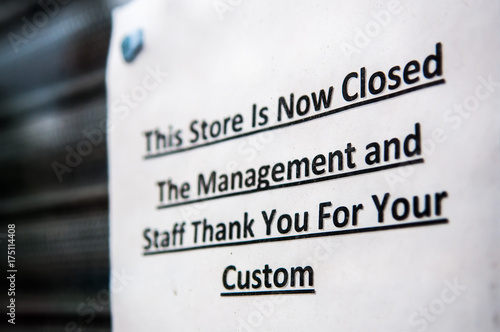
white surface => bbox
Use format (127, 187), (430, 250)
(107, 1), (500, 331)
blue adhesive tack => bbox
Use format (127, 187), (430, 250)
(121, 29), (144, 63)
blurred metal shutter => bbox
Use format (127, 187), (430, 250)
(0, 0), (130, 330)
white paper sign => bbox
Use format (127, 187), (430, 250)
(107, 1), (500, 330)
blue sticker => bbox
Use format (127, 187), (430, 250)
(121, 29), (144, 63)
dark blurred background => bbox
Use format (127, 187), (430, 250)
(0, 1), (130, 330)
